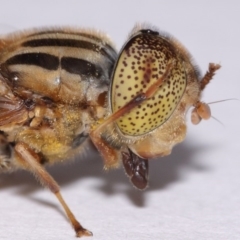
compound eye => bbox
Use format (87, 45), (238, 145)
(110, 30), (187, 136)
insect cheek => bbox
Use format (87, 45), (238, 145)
(196, 102), (211, 120)
(129, 135), (172, 159)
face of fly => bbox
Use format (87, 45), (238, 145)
(90, 26), (220, 189)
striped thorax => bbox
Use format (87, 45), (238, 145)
(0, 28), (118, 168)
(0, 28), (117, 104)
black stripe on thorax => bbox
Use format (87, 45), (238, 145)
(27, 30), (117, 56)
(28, 30), (107, 44)
(5, 53), (59, 70)
(5, 52), (104, 79)
(22, 38), (116, 62)
(61, 57), (103, 78)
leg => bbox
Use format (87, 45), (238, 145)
(14, 142), (92, 237)
(0, 132), (15, 171)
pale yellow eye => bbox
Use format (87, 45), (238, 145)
(110, 30), (187, 136)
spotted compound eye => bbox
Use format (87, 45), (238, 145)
(110, 30), (187, 136)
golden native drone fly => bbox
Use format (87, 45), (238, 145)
(0, 24), (220, 237)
